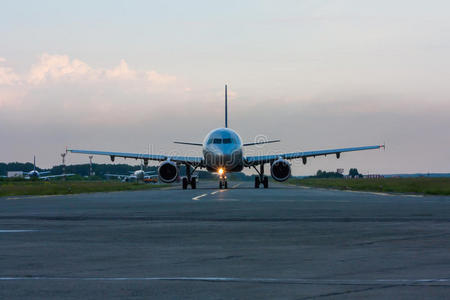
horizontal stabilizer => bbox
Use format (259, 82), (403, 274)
(173, 141), (203, 146)
(243, 140), (280, 147)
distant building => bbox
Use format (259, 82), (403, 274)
(336, 168), (344, 174)
(8, 171), (24, 178)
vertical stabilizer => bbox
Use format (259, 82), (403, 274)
(225, 84), (228, 128)
(33, 156), (36, 171)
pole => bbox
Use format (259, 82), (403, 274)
(89, 156), (93, 177)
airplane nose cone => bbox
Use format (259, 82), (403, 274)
(216, 149), (241, 169)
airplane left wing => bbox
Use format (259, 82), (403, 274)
(245, 145), (384, 166)
(41, 174), (75, 179)
(68, 149), (204, 167)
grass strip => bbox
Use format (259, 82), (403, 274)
(287, 177), (450, 196)
(0, 181), (169, 197)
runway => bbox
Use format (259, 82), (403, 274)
(1, 181), (449, 299)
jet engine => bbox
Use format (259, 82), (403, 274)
(270, 158), (291, 182)
(158, 160), (179, 183)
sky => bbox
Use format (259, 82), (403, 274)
(1, 0), (449, 175)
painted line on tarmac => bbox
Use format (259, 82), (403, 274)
(345, 190), (425, 198)
(6, 195), (64, 200)
(210, 191), (220, 195)
(0, 230), (39, 233)
(192, 193), (208, 201)
(0, 277), (448, 286)
(232, 183), (241, 188)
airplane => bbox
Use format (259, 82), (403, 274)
(105, 163), (156, 182)
(68, 85), (384, 189)
(23, 156), (75, 180)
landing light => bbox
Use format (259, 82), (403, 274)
(218, 168), (224, 175)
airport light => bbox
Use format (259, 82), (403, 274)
(218, 168), (224, 175)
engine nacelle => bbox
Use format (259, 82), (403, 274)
(270, 158), (291, 182)
(158, 160), (179, 183)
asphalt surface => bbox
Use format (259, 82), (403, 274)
(1, 181), (449, 299)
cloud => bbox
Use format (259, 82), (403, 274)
(0, 59), (20, 86)
(105, 59), (137, 80)
(0, 53), (188, 126)
(146, 70), (176, 84)
(26, 53), (175, 85)
(28, 53), (93, 84)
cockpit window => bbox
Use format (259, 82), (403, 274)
(207, 138), (213, 144)
(213, 138), (222, 144)
(223, 138), (233, 144)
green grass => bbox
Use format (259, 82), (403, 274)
(0, 181), (168, 197)
(287, 177), (450, 196)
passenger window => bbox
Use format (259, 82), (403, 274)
(213, 138), (222, 144)
(223, 138), (232, 144)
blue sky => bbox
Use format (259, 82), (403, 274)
(1, 0), (449, 174)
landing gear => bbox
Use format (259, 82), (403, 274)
(253, 164), (269, 188)
(182, 177), (188, 190)
(263, 176), (269, 188)
(219, 178), (228, 189)
(219, 173), (228, 189)
(254, 175), (268, 188)
(182, 164), (198, 190)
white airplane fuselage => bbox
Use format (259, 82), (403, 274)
(202, 128), (244, 173)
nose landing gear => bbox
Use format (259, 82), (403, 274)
(219, 175), (228, 189)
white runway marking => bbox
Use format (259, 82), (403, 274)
(0, 277), (448, 286)
(0, 230), (39, 233)
(232, 183), (241, 188)
(192, 193), (207, 201)
(210, 191), (220, 195)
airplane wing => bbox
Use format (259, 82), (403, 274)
(104, 174), (127, 178)
(68, 149), (204, 167)
(245, 145), (384, 166)
(39, 171), (51, 175)
(41, 173), (75, 179)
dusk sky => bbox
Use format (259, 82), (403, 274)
(1, 0), (449, 175)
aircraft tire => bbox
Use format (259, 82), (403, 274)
(191, 178), (196, 189)
(219, 181), (223, 189)
(224, 181), (228, 189)
(263, 176), (269, 188)
(182, 177), (188, 190)
(255, 176), (260, 188)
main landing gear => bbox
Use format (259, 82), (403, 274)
(253, 164), (269, 189)
(182, 164), (197, 190)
